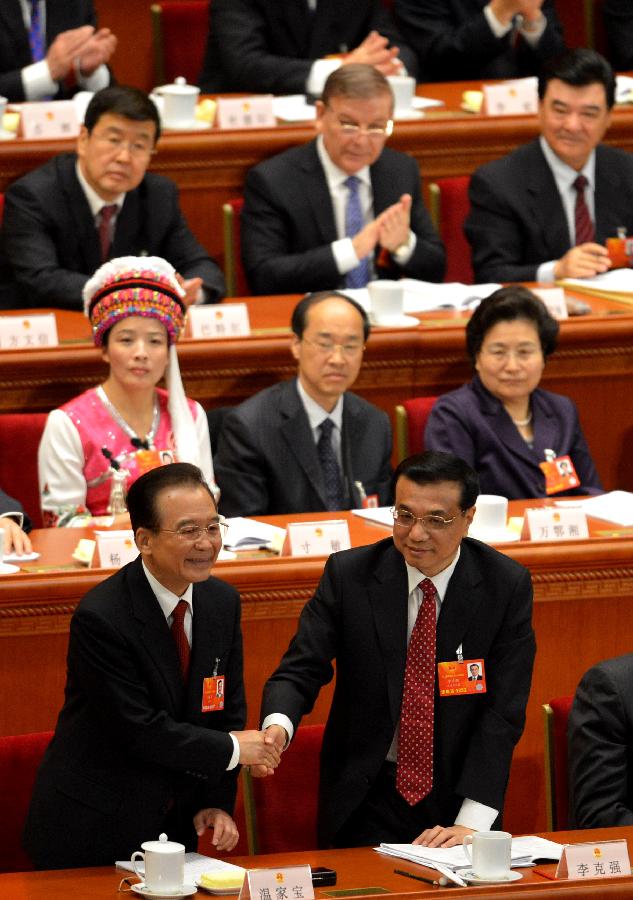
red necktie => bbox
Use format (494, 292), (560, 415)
(396, 578), (437, 806)
(573, 175), (594, 245)
(98, 204), (118, 262)
(171, 599), (191, 681)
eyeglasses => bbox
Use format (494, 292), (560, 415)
(92, 133), (155, 158)
(302, 337), (365, 357)
(333, 118), (394, 138)
(391, 507), (459, 531)
(160, 519), (228, 541)
(480, 347), (541, 363)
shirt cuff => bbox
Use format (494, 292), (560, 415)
(518, 13), (547, 45)
(455, 798), (498, 831)
(261, 713), (294, 748)
(0, 511), (24, 529)
(21, 61), (58, 101)
(484, 5), (513, 37)
(226, 733), (240, 770)
(77, 63), (110, 92)
(332, 237), (361, 274)
(306, 58), (342, 97)
(391, 230), (417, 266)
(537, 260), (557, 283)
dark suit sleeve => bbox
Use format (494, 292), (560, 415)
(567, 401), (603, 494)
(465, 165), (541, 283)
(424, 395), (477, 468)
(569, 662), (633, 827)
(604, 0), (633, 69)
(0, 487), (31, 532)
(214, 407), (273, 517)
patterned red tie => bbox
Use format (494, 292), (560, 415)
(396, 578), (437, 805)
(98, 204), (118, 262)
(171, 599), (191, 681)
(573, 174), (594, 245)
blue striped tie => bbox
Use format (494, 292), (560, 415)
(28, 1), (46, 63)
(344, 175), (371, 289)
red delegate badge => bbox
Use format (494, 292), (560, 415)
(438, 659), (487, 697)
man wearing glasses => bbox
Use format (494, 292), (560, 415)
(241, 64), (445, 295)
(259, 451), (535, 847)
(214, 291), (392, 516)
(24, 463), (281, 869)
(0, 85), (224, 310)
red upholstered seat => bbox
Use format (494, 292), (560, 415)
(222, 198), (250, 297)
(395, 396), (439, 461)
(151, 1), (210, 86)
(428, 177), (473, 284)
(244, 724), (324, 854)
(0, 412), (48, 529)
(543, 696), (574, 831)
(0, 731), (53, 872)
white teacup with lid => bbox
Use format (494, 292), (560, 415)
(131, 832), (185, 893)
(155, 77), (200, 129)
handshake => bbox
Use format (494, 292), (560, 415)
(233, 725), (288, 776)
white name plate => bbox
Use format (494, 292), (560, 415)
(522, 507), (589, 541)
(20, 100), (80, 139)
(531, 287), (568, 320)
(287, 520), (351, 557)
(94, 530), (139, 569)
(239, 865), (314, 900)
(0, 313), (58, 349)
(483, 80), (538, 116)
(217, 96), (276, 130)
(556, 839), (630, 881)
(187, 303), (251, 339)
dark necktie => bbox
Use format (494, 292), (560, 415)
(98, 205), (118, 262)
(28, 0), (45, 63)
(344, 175), (371, 289)
(171, 599), (191, 681)
(317, 417), (344, 511)
(573, 174), (594, 245)
(396, 578), (437, 805)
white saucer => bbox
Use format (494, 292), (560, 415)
(370, 313), (419, 328)
(462, 870), (522, 885)
(468, 526), (520, 544)
(0, 563), (20, 575)
(196, 880), (242, 895)
(393, 108), (425, 121)
(163, 119), (211, 131)
(3, 551), (39, 562)
(131, 884), (197, 898)
(0, 129), (16, 140)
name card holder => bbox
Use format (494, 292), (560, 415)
(94, 530), (139, 569)
(217, 96), (276, 130)
(531, 287), (568, 320)
(483, 80), (538, 116)
(556, 840), (630, 881)
(0, 313), (58, 349)
(20, 100), (79, 139)
(286, 520), (351, 557)
(187, 303), (251, 339)
(522, 507), (589, 542)
(239, 865), (314, 900)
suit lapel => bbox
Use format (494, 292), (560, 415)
(112, 189), (142, 258)
(473, 377), (536, 467)
(279, 381), (330, 507)
(301, 142), (338, 245)
(531, 391), (562, 460)
(369, 155), (391, 217)
(526, 143), (570, 258)
(62, 158), (103, 274)
(594, 146), (623, 244)
(0, 3), (31, 64)
(436, 541), (485, 662)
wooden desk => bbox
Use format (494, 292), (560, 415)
(3, 81), (633, 261)
(2, 828), (633, 898)
(2, 293), (633, 492)
(2, 504), (633, 836)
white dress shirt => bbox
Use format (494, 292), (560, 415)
(484, 3), (547, 45)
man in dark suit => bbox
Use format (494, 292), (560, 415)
(0, 85), (225, 310)
(603, 0), (633, 71)
(199, 0), (417, 95)
(0, 488), (32, 555)
(0, 1), (116, 103)
(214, 291), (392, 517)
(23, 463), (280, 869)
(241, 64), (445, 296)
(465, 49), (633, 284)
(568, 654), (633, 828)
(394, 0), (564, 82)
(258, 451), (535, 847)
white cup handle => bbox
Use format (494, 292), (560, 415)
(463, 835), (473, 864)
(131, 851), (145, 882)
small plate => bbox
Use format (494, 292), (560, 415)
(163, 119), (212, 131)
(370, 313), (419, 329)
(3, 551), (40, 562)
(0, 129), (16, 141)
(461, 870), (522, 885)
(196, 880), (243, 895)
(468, 526), (520, 544)
(131, 884), (197, 898)
(393, 108), (425, 121)
(0, 563), (20, 575)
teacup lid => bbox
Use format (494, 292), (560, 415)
(161, 76), (200, 96)
(141, 833), (186, 854)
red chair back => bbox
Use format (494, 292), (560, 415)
(429, 177), (473, 284)
(544, 696), (574, 831)
(0, 731), (53, 872)
(396, 396), (439, 460)
(151, 1), (210, 86)
(222, 198), (250, 297)
(0, 413), (48, 529)
(246, 724), (324, 853)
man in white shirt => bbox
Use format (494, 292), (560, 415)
(465, 48), (633, 283)
(241, 64), (445, 295)
(0, 0), (116, 103)
(258, 451), (535, 847)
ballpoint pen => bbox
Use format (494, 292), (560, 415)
(394, 868), (449, 888)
